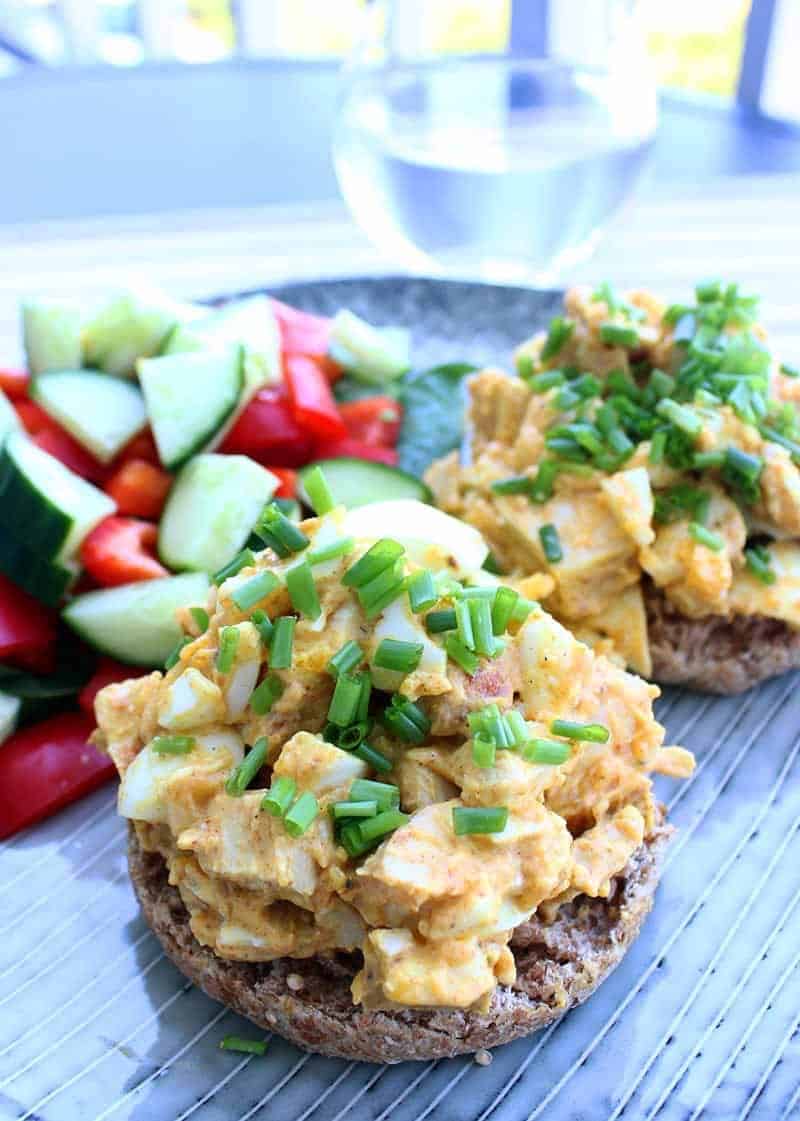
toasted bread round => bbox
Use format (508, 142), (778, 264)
(128, 823), (670, 1063)
(645, 587), (800, 694)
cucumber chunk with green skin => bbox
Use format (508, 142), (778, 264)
(63, 572), (210, 666)
(138, 347), (244, 471)
(0, 432), (115, 563)
(31, 371), (147, 463)
(82, 287), (204, 377)
(159, 454), (278, 574)
(163, 295), (281, 393)
(329, 310), (411, 385)
(297, 458), (431, 510)
(0, 389), (20, 445)
(22, 299), (84, 376)
(0, 691), (20, 746)
(0, 533), (77, 606)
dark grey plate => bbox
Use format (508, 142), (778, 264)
(1, 277), (798, 1121)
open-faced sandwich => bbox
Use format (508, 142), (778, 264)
(94, 483), (692, 1063)
(427, 280), (800, 693)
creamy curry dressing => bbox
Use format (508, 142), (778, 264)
(96, 503), (692, 1013)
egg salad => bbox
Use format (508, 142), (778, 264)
(426, 281), (800, 676)
(95, 481), (692, 1013)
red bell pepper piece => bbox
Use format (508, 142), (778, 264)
(0, 712), (116, 840)
(105, 458), (173, 520)
(339, 396), (402, 448)
(0, 571), (57, 661)
(79, 656), (144, 717)
(15, 399), (53, 435)
(219, 387), (315, 467)
(267, 466), (297, 499)
(313, 436), (399, 466)
(80, 516), (168, 587)
(270, 299), (342, 381)
(284, 354), (347, 442)
(0, 367), (30, 400)
(114, 427), (161, 467)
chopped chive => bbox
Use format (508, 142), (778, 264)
(232, 570), (281, 612)
(539, 523), (563, 564)
(426, 608), (457, 634)
(216, 626), (240, 673)
(225, 736), (269, 796)
(254, 503), (310, 558)
(780, 363), (800, 378)
(516, 352), (535, 379)
(456, 586), (496, 600)
(328, 639), (364, 677)
(382, 695), (430, 743)
(363, 577), (407, 619)
(600, 323), (640, 348)
(343, 539), (405, 588)
(261, 775), (296, 816)
(541, 317), (574, 362)
(664, 303), (691, 326)
(649, 429), (667, 464)
(151, 735), (195, 755)
(452, 806), (509, 835)
(189, 607), (209, 633)
(250, 608), (274, 646)
(505, 709), (529, 746)
(284, 791), (319, 837)
(358, 560), (405, 608)
(606, 427), (635, 458)
(303, 465), (336, 515)
(692, 450), (725, 470)
(269, 616), (295, 669)
(357, 808), (408, 845)
(511, 597), (536, 624)
(656, 399), (703, 438)
(338, 720), (369, 750)
(219, 1036), (268, 1056)
(745, 544), (777, 585)
(213, 548), (255, 585)
(472, 733), (497, 768)
(285, 560), (321, 620)
(373, 638), (423, 674)
(307, 536), (355, 566)
(445, 633), (480, 675)
(339, 821), (369, 857)
(469, 597), (494, 656)
(549, 719), (609, 743)
(332, 799), (378, 819)
(482, 551), (503, 575)
(350, 778), (400, 810)
(455, 599), (476, 651)
(353, 741), (393, 773)
(407, 569), (437, 614)
(528, 459), (559, 503)
(648, 368), (676, 399)
(490, 587), (519, 635)
(250, 673), (283, 715)
(491, 474), (532, 496)
(355, 670), (372, 722)
(688, 521), (724, 551)
(164, 635), (192, 670)
(528, 370), (565, 393)
(519, 738), (571, 765)
(328, 673), (363, 728)
(554, 387), (581, 412)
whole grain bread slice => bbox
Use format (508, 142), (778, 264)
(645, 586), (800, 694)
(128, 822), (671, 1064)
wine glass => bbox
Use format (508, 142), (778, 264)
(333, 0), (658, 285)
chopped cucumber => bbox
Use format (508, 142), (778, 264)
(22, 299), (84, 375)
(0, 389), (20, 445)
(63, 572), (210, 666)
(159, 454), (278, 574)
(0, 532), (77, 606)
(31, 371), (147, 463)
(0, 432), (115, 562)
(0, 648), (94, 724)
(82, 286), (203, 377)
(0, 690), (20, 746)
(298, 458), (431, 510)
(329, 310), (411, 384)
(138, 348), (244, 470)
(163, 294), (281, 395)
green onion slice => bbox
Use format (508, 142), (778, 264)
(357, 808), (409, 845)
(353, 742), (393, 773)
(444, 634), (480, 676)
(219, 1036), (268, 1056)
(254, 504), (310, 558)
(373, 638), (423, 674)
(285, 559), (321, 620)
(213, 548), (255, 586)
(269, 615), (296, 670)
(452, 806), (509, 835)
(350, 778), (400, 810)
(328, 639), (364, 678)
(216, 626), (240, 674)
(549, 719), (609, 743)
(225, 736), (269, 796)
(688, 522), (725, 551)
(343, 539), (405, 588)
(284, 791), (319, 837)
(519, 738), (572, 765)
(328, 672), (364, 728)
(151, 735), (195, 755)
(189, 607), (209, 633)
(164, 635), (192, 671)
(407, 569), (437, 614)
(250, 608), (274, 646)
(332, 799), (378, 819)
(261, 775), (296, 816)
(250, 673), (283, 716)
(232, 570), (281, 612)
(307, 536), (354, 566)
(303, 465), (336, 516)
(539, 523), (563, 564)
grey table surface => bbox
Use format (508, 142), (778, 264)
(0, 182), (799, 1121)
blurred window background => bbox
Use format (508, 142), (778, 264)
(0, 0), (796, 124)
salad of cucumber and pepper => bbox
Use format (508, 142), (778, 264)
(0, 287), (473, 838)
